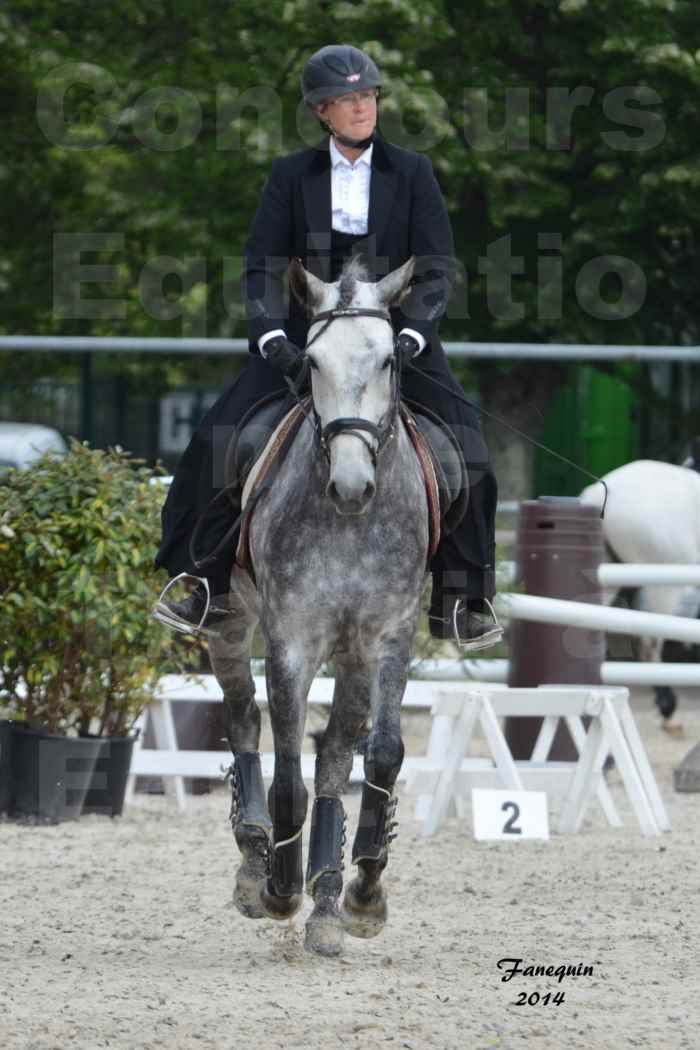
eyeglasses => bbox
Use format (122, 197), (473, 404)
(329, 90), (379, 109)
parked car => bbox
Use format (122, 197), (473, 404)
(0, 423), (67, 472)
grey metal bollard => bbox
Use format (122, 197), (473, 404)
(506, 497), (606, 760)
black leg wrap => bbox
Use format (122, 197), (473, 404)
(227, 752), (272, 835)
(352, 781), (398, 863)
(306, 796), (347, 892)
(268, 828), (304, 897)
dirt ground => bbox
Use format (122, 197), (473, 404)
(1, 687), (699, 1050)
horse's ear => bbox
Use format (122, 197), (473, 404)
(376, 256), (415, 308)
(288, 258), (326, 314)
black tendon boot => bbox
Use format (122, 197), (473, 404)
(260, 768), (306, 919)
(352, 780), (398, 863)
(227, 752), (273, 920)
(304, 796), (347, 956)
(306, 796), (347, 890)
(340, 781), (398, 939)
(228, 751), (272, 836)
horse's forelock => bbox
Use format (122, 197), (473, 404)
(336, 256), (373, 310)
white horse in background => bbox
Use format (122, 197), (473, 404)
(580, 459), (700, 727)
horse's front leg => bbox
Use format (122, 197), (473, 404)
(305, 661), (374, 957)
(208, 591), (271, 920)
(259, 636), (319, 921)
(342, 638), (409, 940)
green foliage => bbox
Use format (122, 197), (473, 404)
(0, 441), (197, 735)
(2, 2), (699, 428)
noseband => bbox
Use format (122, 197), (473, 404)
(298, 306), (399, 467)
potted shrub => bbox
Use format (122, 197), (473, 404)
(0, 439), (198, 821)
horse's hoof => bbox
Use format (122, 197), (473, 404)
(662, 719), (684, 738)
(233, 871), (266, 919)
(341, 878), (387, 939)
(305, 906), (344, 957)
(260, 885), (303, 921)
(233, 826), (271, 920)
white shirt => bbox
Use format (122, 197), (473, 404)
(329, 136), (373, 234)
(259, 137), (425, 354)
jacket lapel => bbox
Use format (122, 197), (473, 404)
(367, 136), (397, 251)
(301, 140), (332, 255)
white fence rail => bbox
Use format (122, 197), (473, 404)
(499, 561), (700, 589)
(498, 592), (700, 645)
(454, 659), (700, 688)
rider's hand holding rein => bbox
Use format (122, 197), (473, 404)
(394, 331), (422, 366)
(261, 334), (306, 378)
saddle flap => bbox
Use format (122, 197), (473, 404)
(235, 400), (310, 581)
(400, 406), (441, 562)
(226, 392), (295, 487)
(401, 402), (469, 539)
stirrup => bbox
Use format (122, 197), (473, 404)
(453, 596), (504, 652)
(151, 571), (211, 635)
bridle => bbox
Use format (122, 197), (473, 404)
(289, 305), (400, 468)
(187, 304), (400, 573)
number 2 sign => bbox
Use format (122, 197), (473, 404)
(471, 789), (549, 841)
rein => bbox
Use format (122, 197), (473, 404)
(189, 305), (399, 571)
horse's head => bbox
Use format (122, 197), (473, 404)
(289, 255), (415, 515)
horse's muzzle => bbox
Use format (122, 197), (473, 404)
(327, 477), (376, 515)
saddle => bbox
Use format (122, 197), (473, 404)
(231, 395), (468, 583)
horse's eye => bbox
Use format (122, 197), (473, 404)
(380, 356), (393, 371)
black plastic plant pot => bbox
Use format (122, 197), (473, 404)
(10, 727), (102, 823)
(81, 734), (138, 817)
(0, 720), (16, 814)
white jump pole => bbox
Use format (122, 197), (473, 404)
(498, 592), (700, 646)
(459, 658), (700, 688)
(601, 662), (700, 686)
(499, 561), (700, 589)
(599, 564), (700, 587)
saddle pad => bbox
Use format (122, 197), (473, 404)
(235, 401), (309, 580)
(400, 406), (441, 562)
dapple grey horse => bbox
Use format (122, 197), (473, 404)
(580, 459), (700, 727)
(207, 256), (432, 956)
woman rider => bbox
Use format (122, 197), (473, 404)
(154, 44), (501, 650)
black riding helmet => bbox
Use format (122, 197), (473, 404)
(301, 44), (382, 106)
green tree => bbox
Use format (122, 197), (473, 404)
(1, 1), (699, 469)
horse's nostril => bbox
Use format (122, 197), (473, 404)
(363, 481), (375, 501)
(327, 480), (338, 501)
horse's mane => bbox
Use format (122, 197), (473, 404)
(337, 256), (371, 309)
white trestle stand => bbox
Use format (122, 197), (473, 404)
(125, 678), (670, 837)
(405, 685), (670, 839)
(125, 674), (447, 813)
